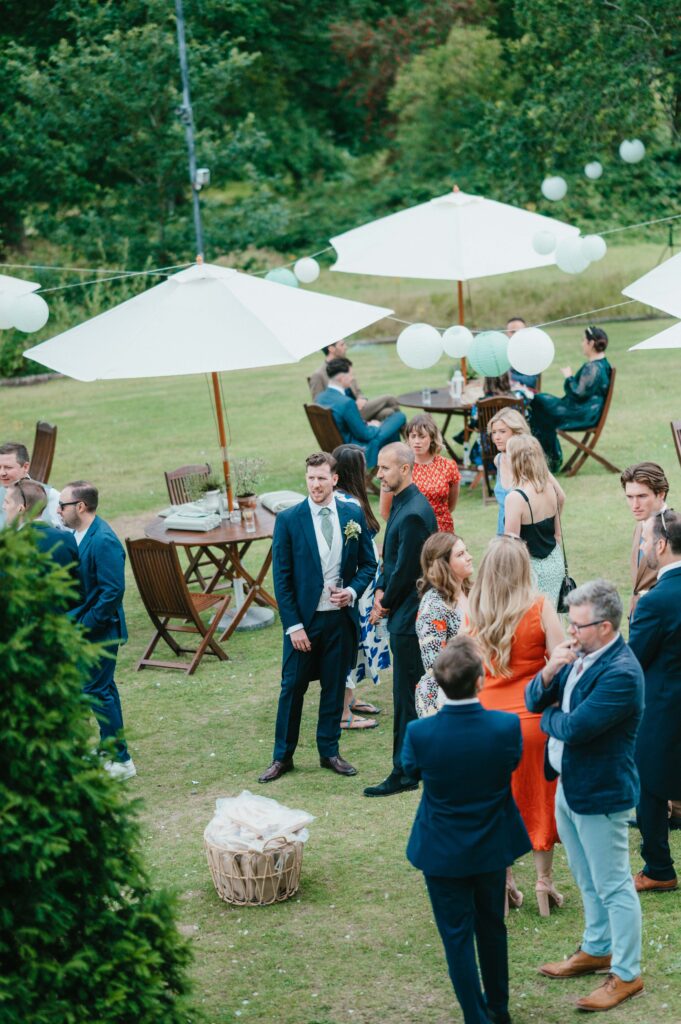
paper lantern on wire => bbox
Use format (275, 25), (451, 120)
(584, 161), (603, 180)
(468, 331), (510, 377)
(442, 325), (473, 358)
(294, 257), (320, 284)
(508, 327), (555, 376)
(619, 139), (645, 164)
(541, 176), (568, 201)
(581, 235), (607, 262)
(396, 323), (443, 369)
(532, 230), (556, 255)
(555, 236), (590, 275)
(10, 293), (49, 333)
(0, 293), (16, 329)
(265, 267), (299, 287)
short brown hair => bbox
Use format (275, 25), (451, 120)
(8, 479), (46, 513)
(433, 635), (483, 700)
(406, 413), (442, 456)
(305, 452), (337, 472)
(0, 441), (30, 465)
(651, 508), (681, 555)
(620, 462), (669, 498)
(65, 481), (99, 511)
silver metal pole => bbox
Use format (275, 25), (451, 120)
(174, 0), (204, 259)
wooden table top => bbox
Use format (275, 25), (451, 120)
(145, 503), (277, 546)
(397, 385), (483, 414)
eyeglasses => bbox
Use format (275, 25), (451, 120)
(567, 619), (606, 632)
(656, 507), (674, 538)
(58, 500), (80, 510)
(16, 480), (30, 507)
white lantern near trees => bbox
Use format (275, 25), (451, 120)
(442, 325), (473, 357)
(541, 176), (568, 201)
(9, 293), (50, 333)
(508, 327), (555, 375)
(396, 323), (443, 369)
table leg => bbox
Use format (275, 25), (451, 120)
(218, 545), (275, 641)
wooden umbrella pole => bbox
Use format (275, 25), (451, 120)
(211, 371), (234, 511)
(457, 280), (467, 383)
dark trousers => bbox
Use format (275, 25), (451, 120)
(425, 870), (508, 1024)
(83, 633), (129, 762)
(637, 784), (676, 880)
(273, 610), (354, 762)
(390, 631), (423, 776)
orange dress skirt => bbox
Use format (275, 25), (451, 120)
(478, 600), (558, 851)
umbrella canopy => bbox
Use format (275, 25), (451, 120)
(24, 263), (392, 381)
(629, 320), (681, 351)
(621, 252), (681, 319)
(330, 188), (579, 282)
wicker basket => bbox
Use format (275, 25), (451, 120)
(205, 835), (304, 906)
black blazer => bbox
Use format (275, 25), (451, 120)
(378, 483), (437, 635)
(629, 564), (681, 800)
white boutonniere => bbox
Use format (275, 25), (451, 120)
(344, 520), (362, 544)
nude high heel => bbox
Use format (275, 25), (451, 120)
(535, 877), (564, 917)
(504, 868), (524, 916)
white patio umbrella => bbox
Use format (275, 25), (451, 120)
(621, 251), (681, 319)
(24, 261), (392, 502)
(629, 320), (681, 351)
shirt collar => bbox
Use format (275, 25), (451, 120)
(577, 632), (620, 670)
(658, 559), (681, 580)
(328, 383), (345, 394)
(308, 496), (337, 516)
(442, 697), (480, 706)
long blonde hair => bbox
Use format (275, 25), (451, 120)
(468, 536), (535, 676)
(488, 408), (530, 437)
(507, 434), (549, 491)
(417, 532), (471, 603)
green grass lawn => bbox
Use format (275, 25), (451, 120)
(2, 286), (681, 1022)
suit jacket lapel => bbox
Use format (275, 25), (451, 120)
(299, 501), (323, 575)
(569, 636), (624, 709)
(78, 515), (99, 561)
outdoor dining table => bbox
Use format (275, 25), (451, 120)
(397, 384), (484, 459)
(144, 502), (278, 641)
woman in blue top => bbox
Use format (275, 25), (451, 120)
(489, 407), (531, 534)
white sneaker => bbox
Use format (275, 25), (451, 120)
(103, 758), (137, 781)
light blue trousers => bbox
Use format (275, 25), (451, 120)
(556, 783), (641, 981)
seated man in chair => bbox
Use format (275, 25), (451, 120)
(308, 340), (401, 423)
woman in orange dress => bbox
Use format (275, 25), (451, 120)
(469, 535), (565, 916)
(407, 414), (461, 532)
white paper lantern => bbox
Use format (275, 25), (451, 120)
(10, 293), (49, 333)
(619, 139), (645, 164)
(442, 325), (473, 358)
(396, 323), (443, 369)
(0, 293), (16, 329)
(581, 234), (607, 262)
(541, 176), (568, 201)
(508, 327), (555, 376)
(265, 267), (299, 287)
(555, 236), (590, 275)
(584, 161), (603, 180)
(532, 230), (556, 255)
(293, 257), (320, 284)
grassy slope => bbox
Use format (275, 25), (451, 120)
(2, 248), (680, 1023)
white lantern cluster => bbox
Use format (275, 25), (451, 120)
(0, 292), (50, 333)
(619, 139), (645, 164)
(396, 323), (443, 369)
(531, 229), (607, 275)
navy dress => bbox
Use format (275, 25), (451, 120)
(531, 358), (611, 471)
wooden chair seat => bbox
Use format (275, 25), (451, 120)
(671, 420), (681, 470)
(557, 368), (620, 476)
(29, 421), (57, 484)
(304, 403), (379, 494)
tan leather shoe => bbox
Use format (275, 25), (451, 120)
(576, 973), (643, 1011)
(539, 948), (612, 978)
(633, 870), (678, 893)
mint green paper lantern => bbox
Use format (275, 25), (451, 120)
(468, 331), (510, 376)
(265, 267), (299, 287)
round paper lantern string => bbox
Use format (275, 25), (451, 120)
(264, 267), (299, 288)
(468, 331), (510, 377)
(507, 327), (555, 376)
(532, 230), (556, 255)
(541, 176), (568, 201)
(442, 325), (473, 358)
(293, 257), (320, 284)
(584, 161), (603, 180)
(619, 139), (646, 164)
(396, 323), (443, 369)
(555, 236), (591, 275)
(581, 235), (607, 262)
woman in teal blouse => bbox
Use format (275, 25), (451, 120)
(530, 326), (612, 471)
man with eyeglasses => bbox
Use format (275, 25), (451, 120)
(0, 441), (61, 529)
(525, 580), (644, 1012)
(620, 461), (669, 615)
(58, 480), (135, 781)
(628, 508), (681, 895)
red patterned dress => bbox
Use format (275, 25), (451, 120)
(412, 455), (461, 532)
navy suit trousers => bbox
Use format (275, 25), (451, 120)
(83, 627), (129, 762)
(390, 632), (423, 775)
(637, 784), (676, 881)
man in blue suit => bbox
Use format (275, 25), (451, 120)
(258, 451), (377, 783)
(59, 481), (135, 781)
(629, 509), (681, 893)
(404, 635), (531, 1024)
(315, 357), (405, 468)
(526, 580), (644, 1012)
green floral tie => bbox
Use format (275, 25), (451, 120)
(319, 506), (333, 549)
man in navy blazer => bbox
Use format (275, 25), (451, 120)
(629, 509), (681, 893)
(404, 635), (531, 1024)
(59, 481), (135, 780)
(525, 580), (644, 1013)
(2, 478), (81, 599)
(315, 357), (405, 468)
(259, 452), (377, 783)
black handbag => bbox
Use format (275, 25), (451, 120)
(555, 499), (576, 613)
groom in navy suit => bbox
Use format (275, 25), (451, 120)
(404, 635), (531, 1024)
(259, 451), (377, 783)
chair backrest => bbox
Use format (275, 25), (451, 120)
(304, 403), (344, 453)
(596, 366), (617, 431)
(29, 421), (57, 484)
(164, 463), (211, 504)
(126, 538), (195, 619)
(672, 420), (681, 470)
(475, 396), (526, 496)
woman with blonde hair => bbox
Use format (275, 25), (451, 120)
(414, 532), (473, 717)
(489, 407), (531, 534)
(469, 535), (565, 916)
(504, 434), (565, 607)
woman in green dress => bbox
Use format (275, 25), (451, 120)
(530, 326), (612, 471)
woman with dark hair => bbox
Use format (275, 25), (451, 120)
(414, 532), (473, 717)
(332, 444), (389, 729)
(407, 414), (460, 532)
(530, 325), (612, 471)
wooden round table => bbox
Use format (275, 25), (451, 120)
(397, 384), (483, 457)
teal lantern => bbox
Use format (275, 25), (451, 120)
(468, 331), (510, 376)
(265, 268), (299, 287)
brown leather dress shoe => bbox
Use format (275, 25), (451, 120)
(257, 759), (294, 783)
(320, 754), (357, 776)
(633, 869), (678, 893)
(576, 973), (643, 1011)
(539, 948), (612, 979)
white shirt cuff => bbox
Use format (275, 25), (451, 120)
(286, 623), (303, 635)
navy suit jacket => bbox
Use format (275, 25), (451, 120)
(31, 521), (82, 606)
(70, 516), (127, 642)
(629, 564), (681, 799)
(272, 497), (376, 649)
(378, 483), (437, 635)
(403, 703), (531, 877)
(315, 387), (379, 447)
(525, 635), (644, 814)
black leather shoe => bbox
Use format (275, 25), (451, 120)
(487, 1009), (512, 1024)
(320, 754), (357, 776)
(364, 774), (419, 797)
(258, 759), (294, 783)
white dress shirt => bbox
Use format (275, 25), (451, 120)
(658, 559), (681, 580)
(442, 697), (480, 706)
(74, 522), (92, 547)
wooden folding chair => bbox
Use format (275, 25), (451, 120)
(126, 538), (231, 675)
(671, 420), (681, 470)
(304, 403), (379, 494)
(475, 396), (526, 504)
(558, 368), (620, 477)
(29, 421), (57, 484)
(164, 463), (212, 504)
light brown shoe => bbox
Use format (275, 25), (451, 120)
(539, 948), (612, 979)
(576, 973), (643, 1011)
(633, 870), (678, 893)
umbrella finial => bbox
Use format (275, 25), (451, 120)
(196, 253), (204, 265)
(452, 184), (460, 193)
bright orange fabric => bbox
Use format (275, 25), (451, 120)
(412, 455), (461, 533)
(478, 599), (559, 851)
